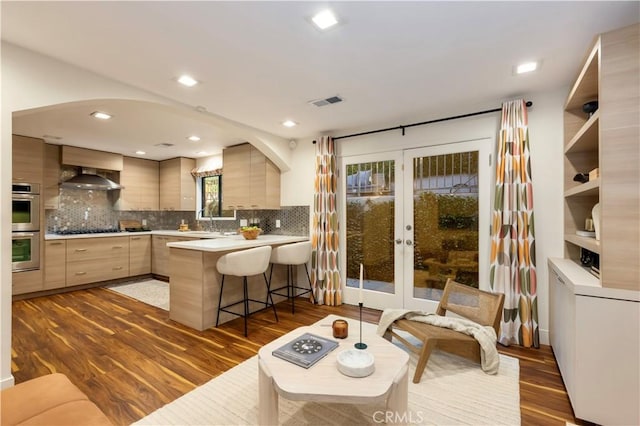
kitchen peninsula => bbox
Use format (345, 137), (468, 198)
(167, 235), (308, 331)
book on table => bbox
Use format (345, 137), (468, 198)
(272, 333), (339, 369)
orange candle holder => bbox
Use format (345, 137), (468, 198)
(332, 319), (349, 339)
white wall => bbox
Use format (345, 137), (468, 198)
(281, 90), (566, 345)
(0, 43), (291, 388)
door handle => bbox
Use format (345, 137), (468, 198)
(405, 240), (413, 246)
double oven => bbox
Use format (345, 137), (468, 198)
(12, 183), (40, 272)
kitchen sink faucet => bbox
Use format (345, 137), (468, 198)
(197, 208), (216, 232)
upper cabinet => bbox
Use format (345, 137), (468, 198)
(12, 135), (44, 183)
(222, 143), (280, 210)
(115, 156), (160, 211)
(43, 144), (61, 210)
(159, 157), (196, 211)
(563, 23), (639, 291)
(61, 145), (123, 171)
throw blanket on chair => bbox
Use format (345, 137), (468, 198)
(376, 309), (500, 374)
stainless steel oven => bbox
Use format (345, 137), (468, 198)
(12, 232), (40, 272)
(12, 183), (40, 232)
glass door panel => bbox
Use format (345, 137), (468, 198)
(341, 152), (403, 309)
(404, 140), (491, 311)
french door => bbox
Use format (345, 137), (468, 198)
(341, 138), (492, 311)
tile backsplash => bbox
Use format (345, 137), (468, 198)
(45, 186), (309, 236)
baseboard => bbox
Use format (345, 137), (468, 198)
(1, 373), (15, 389)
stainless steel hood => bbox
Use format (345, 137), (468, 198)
(60, 168), (123, 191)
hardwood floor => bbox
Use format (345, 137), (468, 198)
(11, 287), (584, 425)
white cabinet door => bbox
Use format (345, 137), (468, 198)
(549, 266), (576, 401)
(574, 295), (640, 425)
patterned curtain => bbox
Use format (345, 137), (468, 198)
(489, 99), (539, 348)
(311, 136), (342, 305)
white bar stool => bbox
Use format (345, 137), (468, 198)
(268, 241), (316, 314)
(216, 245), (278, 336)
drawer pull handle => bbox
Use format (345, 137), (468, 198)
(112, 246), (123, 249)
(113, 266), (123, 270)
(50, 242), (63, 245)
(75, 249), (87, 252)
(131, 237), (140, 240)
(75, 272), (87, 275)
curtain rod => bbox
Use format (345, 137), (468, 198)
(330, 100), (533, 141)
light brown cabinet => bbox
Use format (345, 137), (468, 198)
(44, 240), (66, 289)
(61, 145), (123, 171)
(12, 135), (44, 183)
(115, 157), (160, 211)
(151, 235), (199, 277)
(43, 144), (61, 210)
(66, 237), (130, 286)
(222, 143), (280, 210)
(222, 143), (250, 209)
(129, 235), (152, 276)
(563, 23), (639, 291)
(159, 157), (196, 211)
(12, 270), (43, 295)
(553, 23), (640, 426)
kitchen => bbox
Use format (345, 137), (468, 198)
(11, 132), (310, 327)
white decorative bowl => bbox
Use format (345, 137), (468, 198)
(336, 349), (375, 378)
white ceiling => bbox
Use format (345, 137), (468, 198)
(2, 1), (639, 161)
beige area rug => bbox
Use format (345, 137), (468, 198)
(135, 326), (520, 425)
(106, 279), (169, 311)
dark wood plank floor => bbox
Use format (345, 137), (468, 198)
(11, 287), (584, 425)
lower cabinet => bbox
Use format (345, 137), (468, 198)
(549, 258), (639, 425)
(44, 240), (66, 289)
(129, 235), (151, 276)
(34, 234), (196, 294)
(152, 235), (198, 277)
(66, 237), (130, 286)
(12, 270), (43, 295)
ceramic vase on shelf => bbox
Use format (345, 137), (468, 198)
(592, 203), (601, 241)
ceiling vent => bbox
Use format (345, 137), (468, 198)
(154, 142), (174, 147)
(309, 95), (344, 107)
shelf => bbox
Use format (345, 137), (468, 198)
(564, 178), (600, 197)
(565, 38), (600, 111)
(565, 234), (600, 254)
(565, 111), (599, 154)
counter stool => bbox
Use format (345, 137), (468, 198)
(268, 241), (316, 314)
(216, 245), (278, 337)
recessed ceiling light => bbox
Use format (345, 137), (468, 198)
(515, 61), (538, 74)
(178, 75), (199, 87)
(282, 120), (297, 128)
(312, 9), (338, 30)
(135, 150), (146, 155)
(188, 135), (201, 142)
(91, 111), (112, 120)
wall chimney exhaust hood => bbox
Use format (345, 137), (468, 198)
(60, 168), (123, 191)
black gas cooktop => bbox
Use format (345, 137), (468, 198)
(55, 229), (123, 235)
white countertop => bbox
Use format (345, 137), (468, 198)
(167, 234), (308, 252)
(549, 257), (640, 302)
(46, 230), (249, 240)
